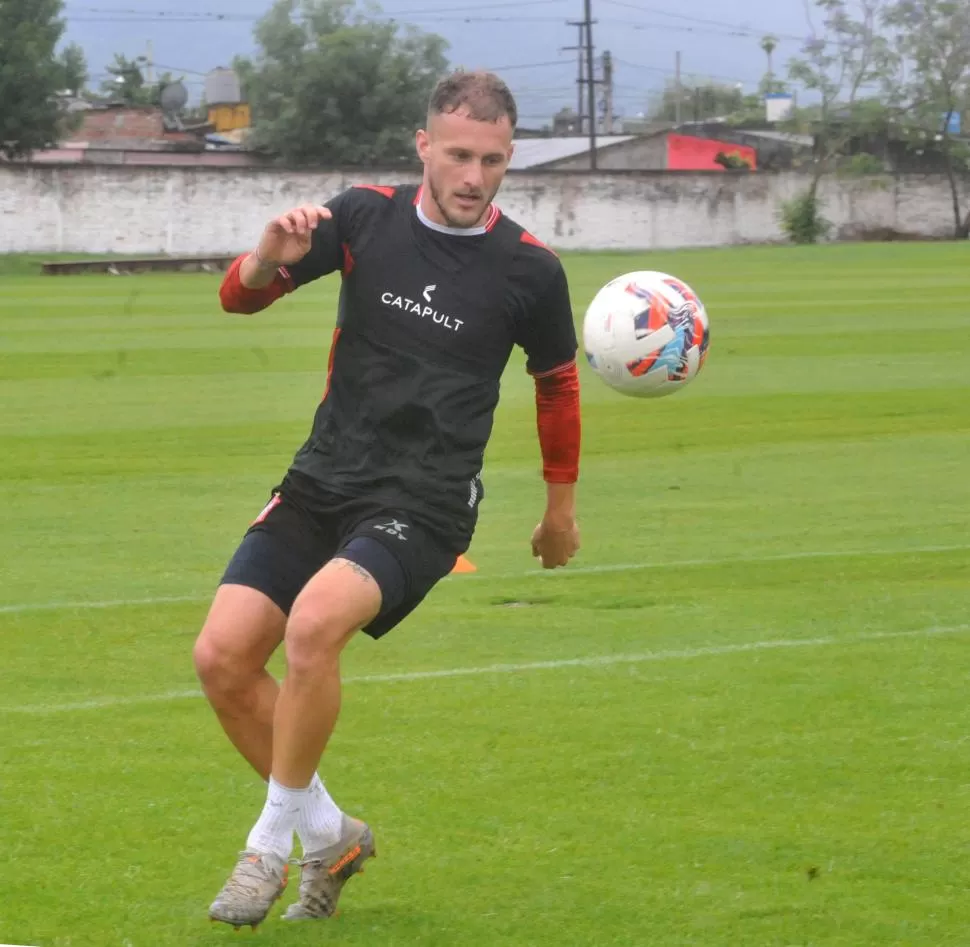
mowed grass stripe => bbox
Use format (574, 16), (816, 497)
(3, 325), (968, 377)
(1, 365), (966, 438)
(0, 346), (334, 380)
(3, 623), (967, 715)
(1, 389), (967, 482)
(1, 540), (968, 616)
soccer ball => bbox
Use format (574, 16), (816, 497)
(582, 270), (710, 398)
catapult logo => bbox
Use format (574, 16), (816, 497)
(381, 283), (464, 332)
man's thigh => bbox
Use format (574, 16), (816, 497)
(219, 491), (341, 617)
(335, 511), (458, 640)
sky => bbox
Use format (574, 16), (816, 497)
(60, 0), (818, 127)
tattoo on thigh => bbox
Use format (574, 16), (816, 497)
(334, 558), (377, 584)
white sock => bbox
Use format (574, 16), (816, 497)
(245, 777), (308, 860)
(296, 772), (345, 855)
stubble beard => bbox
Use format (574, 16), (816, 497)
(429, 175), (489, 229)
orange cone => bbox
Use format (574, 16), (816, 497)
(451, 554), (477, 573)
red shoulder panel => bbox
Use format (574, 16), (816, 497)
(520, 230), (558, 257)
(353, 184), (396, 199)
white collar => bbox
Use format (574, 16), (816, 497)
(415, 188), (498, 236)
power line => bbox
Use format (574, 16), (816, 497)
(599, 0), (801, 38)
(65, 0), (804, 42)
(64, 0), (567, 17)
(63, 4), (802, 43)
(613, 56), (756, 86)
(98, 54), (575, 86)
(599, 17), (797, 40)
(396, 14), (567, 20)
(154, 58), (573, 76)
(65, 0), (798, 37)
(151, 62), (210, 76)
(486, 60), (576, 71)
(67, 13), (569, 22)
(65, 11), (800, 42)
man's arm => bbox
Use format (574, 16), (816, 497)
(531, 360), (581, 568)
(219, 250), (293, 314)
(521, 258), (582, 568)
(219, 202), (337, 314)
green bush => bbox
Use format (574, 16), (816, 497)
(779, 190), (832, 244)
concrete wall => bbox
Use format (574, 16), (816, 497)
(1, 163), (967, 254)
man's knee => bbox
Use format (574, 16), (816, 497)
(193, 629), (254, 698)
(284, 559), (385, 675)
(283, 607), (357, 678)
(193, 630), (229, 686)
(194, 623), (276, 708)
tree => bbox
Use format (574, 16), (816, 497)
(788, 0), (893, 196)
(883, 0), (970, 237)
(56, 42), (88, 97)
(94, 54), (180, 109)
(100, 54), (151, 105)
(646, 78), (745, 124)
(0, 0), (69, 159)
(782, 0), (893, 240)
(761, 34), (779, 79)
(235, 0), (449, 166)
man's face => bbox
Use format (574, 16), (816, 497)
(416, 107), (514, 228)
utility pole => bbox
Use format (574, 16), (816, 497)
(563, 21), (586, 133)
(564, 0), (598, 158)
(145, 39), (155, 84)
(583, 0), (597, 169)
(601, 50), (614, 134)
(674, 49), (682, 125)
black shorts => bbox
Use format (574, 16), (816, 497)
(219, 474), (460, 639)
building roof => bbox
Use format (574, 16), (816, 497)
(740, 129), (814, 147)
(509, 135), (638, 169)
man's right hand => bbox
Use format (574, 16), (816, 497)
(241, 204), (332, 288)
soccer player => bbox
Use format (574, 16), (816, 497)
(196, 69), (581, 928)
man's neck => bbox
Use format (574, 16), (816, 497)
(416, 186), (491, 235)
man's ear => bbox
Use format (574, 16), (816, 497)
(416, 128), (431, 163)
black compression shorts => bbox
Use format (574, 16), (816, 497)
(219, 474), (459, 639)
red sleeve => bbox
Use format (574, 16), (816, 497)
(534, 361), (581, 483)
(218, 253), (295, 314)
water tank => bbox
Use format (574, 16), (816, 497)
(765, 93), (794, 123)
(205, 67), (242, 106)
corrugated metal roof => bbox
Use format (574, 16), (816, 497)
(741, 129), (814, 146)
(509, 135), (637, 169)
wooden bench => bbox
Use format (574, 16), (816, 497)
(41, 255), (238, 275)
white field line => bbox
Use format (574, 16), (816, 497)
(1, 542), (968, 616)
(0, 594), (204, 615)
(2, 624), (966, 716)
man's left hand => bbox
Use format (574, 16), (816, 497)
(531, 515), (580, 569)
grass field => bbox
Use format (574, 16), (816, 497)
(1, 241), (969, 947)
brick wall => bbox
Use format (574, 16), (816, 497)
(70, 107), (199, 145)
